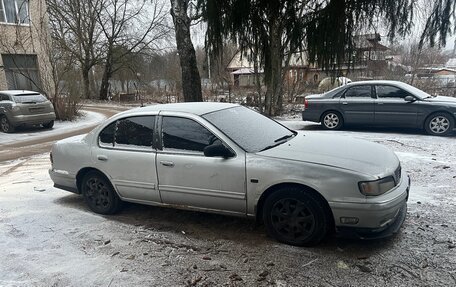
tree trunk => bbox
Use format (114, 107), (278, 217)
(99, 48), (113, 101)
(170, 0), (202, 102)
(264, 20), (283, 116)
(82, 65), (91, 99)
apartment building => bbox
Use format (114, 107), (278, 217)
(0, 0), (50, 93)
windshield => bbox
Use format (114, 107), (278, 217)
(401, 83), (430, 99)
(13, 93), (47, 103)
(202, 106), (296, 153)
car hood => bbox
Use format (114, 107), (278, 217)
(424, 96), (456, 104)
(257, 132), (399, 177)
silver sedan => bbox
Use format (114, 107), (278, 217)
(49, 103), (410, 246)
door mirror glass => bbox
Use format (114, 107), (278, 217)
(204, 140), (234, 158)
(404, 95), (416, 102)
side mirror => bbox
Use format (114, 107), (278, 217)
(404, 95), (416, 102)
(204, 141), (234, 158)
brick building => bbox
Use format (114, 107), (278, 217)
(0, 0), (51, 93)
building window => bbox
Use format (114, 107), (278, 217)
(0, 0), (30, 24)
(1, 54), (41, 90)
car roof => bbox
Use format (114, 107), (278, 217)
(345, 80), (408, 87)
(124, 102), (239, 116)
(0, 90), (41, 96)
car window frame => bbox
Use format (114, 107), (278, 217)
(341, 85), (374, 99)
(157, 114), (236, 157)
(374, 84), (417, 100)
(97, 115), (158, 153)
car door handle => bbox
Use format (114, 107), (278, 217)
(342, 102), (348, 105)
(97, 155), (108, 161)
(377, 102), (384, 105)
(160, 161), (174, 167)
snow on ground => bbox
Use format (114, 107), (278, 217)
(0, 117), (455, 286)
(0, 110), (106, 145)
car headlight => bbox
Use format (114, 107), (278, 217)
(359, 176), (395, 196)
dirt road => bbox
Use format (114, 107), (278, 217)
(0, 106), (126, 162)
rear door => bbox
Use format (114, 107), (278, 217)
(156, 114), (246, 214)
(339, 85), (375, 124)
(374, 85), (418, 127)
(92, 115), (161, 202)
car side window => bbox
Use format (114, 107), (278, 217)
(98, 116), (155, 150)
(162, 116), (216, 154)
(99, 122), (116, 147)
(376, 85), (410, 99)
(344, 86), (372, 98)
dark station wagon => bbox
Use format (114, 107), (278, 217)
(302, 80), (456, 136)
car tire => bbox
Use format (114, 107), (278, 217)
(321, 111), (343, 130)
(42, 120), (54, 129)
(0, 115), (14, 133)
(82, 171), (123, 215)
(263, 187), (331, 246)
(424, 113), (454, 136)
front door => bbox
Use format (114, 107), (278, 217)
(374, 85), (418, 127)
(156, 115), (246, 214)
(339, 85), (375, 125)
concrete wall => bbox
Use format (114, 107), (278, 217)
(0, 0), (51, 94)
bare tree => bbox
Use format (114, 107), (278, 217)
(97, 0), (171, 100)
(47, 0), (104, 99)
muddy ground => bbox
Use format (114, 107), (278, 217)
(0, 123), (455, 287)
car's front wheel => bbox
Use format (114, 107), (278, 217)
(82, 171), (123, 215)
(0, 115), (14, 133)
(263, 187), (331, 246)
(321, 111), (343, 130)
(42, 120), (54, 129)
(425, 113), (454, 136)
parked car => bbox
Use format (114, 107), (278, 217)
(302, 80), (456, 136)
(50, 103), (410, 246)
(0, 90), (56, 133)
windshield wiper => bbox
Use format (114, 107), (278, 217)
(260, 133), (297, 151)
(274, 133), (295, 143)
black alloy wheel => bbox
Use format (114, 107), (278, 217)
(43, 120), (54, 129)
(263, 187), (330, 246)
(0, 116), (14, 133)
(82, 171), (122, 215)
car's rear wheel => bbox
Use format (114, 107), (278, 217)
(321, 111), (343, 130)
(424, 113), (454, 136)
(0, 115), (14, 133)
(82, 171), (123, 215)
(263, 187), (330, 246)
(42, 120), (54, 129)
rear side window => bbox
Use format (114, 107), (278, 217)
(376, 85), (410, 99)
(344, 86), (372, 98)
(98, 116), (155, 150)
(0, 94), (10, 101)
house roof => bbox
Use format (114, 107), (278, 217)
(353, 33), (389, 51)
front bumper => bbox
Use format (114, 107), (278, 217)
(330, 171), (410, 239)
